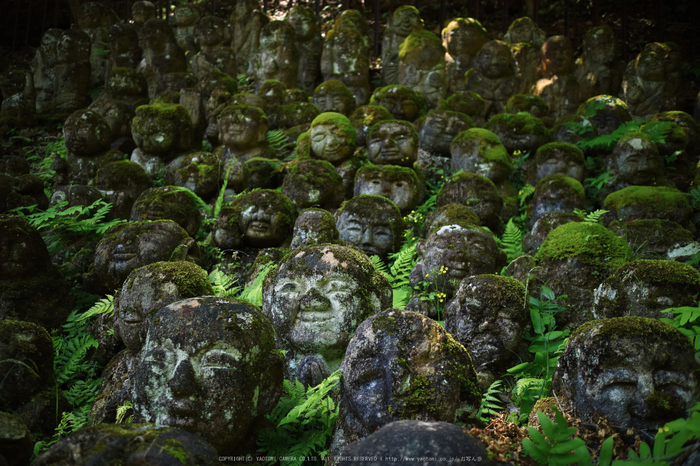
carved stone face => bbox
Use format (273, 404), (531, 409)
(542, 36), (574, 76)
(290, 209), (339, 250)
(132, 105), (192, 155)
(537, 152), (585, 183)
(336, 196), (404, 261)
(554, 317), (700, 430)
(584, 26), (618, 65)
(239, 203), (288, 246)
(133, 296), (282, 454)
(218, 105), (267, 152)
(287, 7), (317, 41)
(368, 121), (418, 167)
(475, 41), (513, 79)
(418, 110), (471, 156)
(263, 245), (390, 361)
(636, 44), (667, 81)
(444, 275), (527, 384)
(354, 165), (422, 214)
(390, 8), (421, 36)
(64, 109), (112, 156)
(450, 131), (511, 184)
(340, 310), (478, 436)
(443, 20), (486, 57)
(372, 87), (421, 122)
(310, 122), (354, 163)
(612, 135), (663, 185)
(312, 84), (356, 116)
(0, 215), (50, 280)
(94, 221), (195, 291)
(437, 173), (503, 230)
(416, 225), (505, 296)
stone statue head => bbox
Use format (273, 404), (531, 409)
(132, 103), (193, 155)
(354, 164), (424, 215)
(290, 208), (340, 250)
(450, 128), (512, 184)
(312, 80), (357, 116)
(218, 103), (268, 153)
(540, 35), (575, 77)
(609, 132), (664, 186)
(132, 296), (283, 453)
(474, 40), (515, 79)
(553, 317), (700, 431)
(535, 142), (586, 183)
(370, 85), (427, 122)
(63, 109), (112, 156)
(367, 120), (419, 167)
(336, 195), (405, 262)
(416, 108), (472, 156)
(389, 6), (423, 37)
(441, 18), (488, 57)
(349, 105), (394, 147)
(436, 172), (504, 231)
(287, 6), (319, 42)
(308, 112), (357, 164)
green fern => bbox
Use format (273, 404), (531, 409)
(523, 407), (593, 466)
(168, 186), (212, 217)
(267, 129), (294, 157)
(258, 371), (340, 465)
(500, 218), (525, 262)
(239, 263), (273, 307)
(371, 234), (417, 309)
(477, 380), (504, 423)
(116, 401), (134, 424)
(573, 208), (609, 224)
(660, 303), (700, 361)
(76, 295), (114, 322)
(209, 267), (241, 297)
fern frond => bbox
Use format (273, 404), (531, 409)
(76, 295), (115, 322)
(116, 401), (134, 424)
(239, 263), (273, 306)
(209, 267), (241, 297)
(167, 186), (212, 216)
(267, 129), (294, 157)
(477, 379), (504, 423)
(500, 218), (524, 262)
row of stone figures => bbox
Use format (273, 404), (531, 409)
(2, 231), (700, 463)
(0, 0), (697, 128)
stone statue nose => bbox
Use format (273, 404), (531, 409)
(300, 288), (331, 312)
(168, 359), (198, 397)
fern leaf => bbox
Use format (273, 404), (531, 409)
(501, 218), (524, 262)
(76, 295), (115, 322)
(239, 263), (273, 306)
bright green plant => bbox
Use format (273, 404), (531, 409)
(508, 286), (569, 424)
(660, 303), (700, 361)
(267, 129), (295, 158)
(499, 218), (525, 264)
(371, 231), (417, 309)
(573, 208), (609, 224)
(208, 267), (242, 297)
(414, 265), (450, 323)
(115, 401), (133, 424)
(523, 407), (592, 466)
(257, 371), (340, 465)
(477, 380), (504, 424)
(238, 263), (274, 307)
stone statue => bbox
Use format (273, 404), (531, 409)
(442, 18), (488, 93)
(286, 6), (323, 94)
(466, 40), (521, 118)
(382, 6), (423, 86)
(531, 35), (580, 120)
(354, 164), (425, 215)
(253, 21), (299, 91)
(574, 25), (625, 101)
(369, 84), (427, 122)
(312, 80), (357, 116)
(290, 208), (340, 250)
(191, 16), (237, 79)
(399, 30), (447, 108)
(367, 120), (419, 167)
(230, 0), (269, 76)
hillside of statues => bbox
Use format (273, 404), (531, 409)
(3, 1), (700, 464)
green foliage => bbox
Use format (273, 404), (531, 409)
(258, 371), (341, 465)
(75, 295), (114, 322)
(267, 129), (295, 158)
(688, 186), (700, 210)
(477, 380), (504, 423)
(585, 169), (617, 201)
(372, 231), (417, 309)
(11, 200), (125, 255)
(523, 407), (592, 466)
(208, 267), (241, 297)
(660, 303), (700, 361)
(500, 218), (525, 263)
(239, 263), (273, 307)
(573, 208), (609, 224)
(508, 286), (569, 424)
(116, 401), (134, 424)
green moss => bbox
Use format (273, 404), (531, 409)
(371, 314), (397, 335)
(534, 142), (585, 165)
(143, 261), (214, 298)
(603, 186), (690, 214)
(612, 219), (693, 247)
(534, 222), (630, 268)
(485, 112), (550, 138)
(617, 259), (700, 286)
(134, 103), (191, 128)
(313, 79), (354, 98)
(573, 316), (692, 350)
(535, 174), (585, 199)
(505, 94), (548, 114)
(94, 160), (151, 188)
(398, 30), (444, 68)
(310, 112), (357, 146)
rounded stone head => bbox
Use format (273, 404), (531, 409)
(475, 40), (515, 79)
(370, 85), (427, 122)
(262, 244), (392, 361)
(132, 1), (156, 25)
(0, 214), (52, 280)
(129, 186), (203, 237)
(412, 224), (507, 296)
(308, 112), (357, 164)
(290, 208), (339, 250)
(94, 221), (197, 292)
(503, 16), (546, 46)
(336, 195), (405, 262)
(444, 275), (527, 386)
(635, 42), (669, 81)
(354, 165), (424, 215)
(389, 6), (423, 37)
(553, 317), (700, 431)
(417, 109), (473, 156)
(450, 128), (513, 184)
(529, 174), (586, 226)
(132, 104), (193, 155)
(442, 18), (488, 57)
(349, 105), (394, 147)
(194, 15), (230, 47)
(437, 172), (504, 231)
(312, 80), (357, 116)
(583, 25), (619, 65)
(541, 35), (575, 77)
(218, 103), (268, 152)
(287, 6), (318, 42)
(63, 109), (112, 156)
(281, 158), (344, 210)
(367, 120), (419, 167)
(113, 261), (213, 353)
(132, 296), (283, 454)
(213, 189), (297, 249)
(610, 132), (663, 186)
(340, 309), (480, 437)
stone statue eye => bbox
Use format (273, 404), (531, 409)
(326, 280), (346, 292)
(146, 347), (170, 365)
(200, 350), (238, 371)
(369, 179), (382, 185)
(279, 282), (300, 294)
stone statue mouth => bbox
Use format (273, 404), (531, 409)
(113, 252), (137, 262)
(249, 221), (270, 231)
(298, 310), (333, 323)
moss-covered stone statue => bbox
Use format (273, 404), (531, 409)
(312, 80), (357, 116)
(138, 18), (187, 99)
(367, 120), (419, 167)
(420, 203), (481, 238)
(444, 274), (529, 390)
(281, 158), (344, 210)
(450, 128), (513, 185)
(415, 108), (473, 157)
(531, 35), (580, 120)
(290, 208), (341, 250)
(77, 2), (120, 88)
(329, 309), (481, 455)
(132, 296), (284, 455)
(93, 220), (199, 293)
(593, 259), (700, 321)
(262, 243), (392, 386)
(52, 29), (92, 113)
(336, 195), (405, 263)
(214, 103), (274, 162)
(191, 15), (237, 79)
(553, 317), (700, 432)
(129, 186), (203, 237)
(320, 10), (371, 106)
(286, 6), (323, 94)
(369, 84), (427, 122)
(576, 95), (632, 137)
(212, 189), (297, 249)
(399, 30), (446, 108)
(32, 424), (219, 465)
(466, 40), (521, 118)
(230, 0), (269, 76)
(349, 104), (395, 147)
(252, 21), (299, 91)
(439, 90), (487, 127)
(483, 111), (550, 156)
(0, 70), (35, 128)
(528, 174), (586, 229)
(164, 151), (224, 204)
(93, 160), (154, 221)
(532, 142), (585, 185)
(130, 103), (194, 176)
(574, 25), (625, 101)
(354, 164), (425, 215)
(620, 42), (680, 120)
(533, 222), (631, 330)
(437, 172), (504, 232)
(522, 212), (582, 255)
(602, 132), (669, 195)
(0, 214), (74, 329)
(603, 185), (693, 232)
(171, 3), (203, 62)
(382, 6), (424, 86)
(442, 18), (488, 94)
(90, 261), (213, 424)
